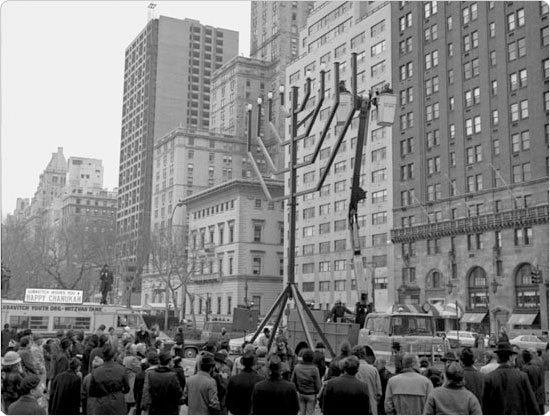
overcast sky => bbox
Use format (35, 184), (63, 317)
(1, 1), (251, 216)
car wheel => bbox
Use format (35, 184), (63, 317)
(184, 347), (197, 359)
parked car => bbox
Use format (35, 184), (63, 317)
(509, 334), (547, 352)
(229, 325), (274, 355)
(445, 330), (479, 347)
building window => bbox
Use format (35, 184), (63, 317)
(426, 270), (442, 289)
(334, 260), (346, 271)
(468, 267), (488, 309)
(514, 227), (533, 245)
(252, 257), (262, 275)
(302, 263), (314, 274)
(319, 261), (331, 272)
(515, 263), (540, 308)
(303, 282), (315, 292)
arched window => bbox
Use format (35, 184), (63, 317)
(468, 266), (488, 309)
(426, 270), (443, 289)
(515, 263), (540, 308)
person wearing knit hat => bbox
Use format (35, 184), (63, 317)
(423, 361), (482, 415)
(6, 374), (44, 415)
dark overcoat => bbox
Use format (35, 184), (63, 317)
(482, 363), (539, 415)
(48, 370), (81, 415)
(521, 361), (545, 407)
(251, 377), (299, 415)
(226, 369), (264, 415)
(321, 373), (371, 415)
(89, 360), (130, 415)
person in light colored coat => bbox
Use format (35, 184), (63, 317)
(423, 361), (481, 415)
(352, 345), (382, 415)
(385, 354), (433, 415)
(182, 355), (220, 415)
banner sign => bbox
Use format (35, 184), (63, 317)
(24, 288), (83, 304)
(2, 303), (102, 313)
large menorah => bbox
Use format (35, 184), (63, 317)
(246, 52), (396, 357)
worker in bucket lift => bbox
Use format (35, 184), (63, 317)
(328, 300), (353, 323)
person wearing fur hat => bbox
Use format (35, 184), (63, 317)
(482, 341), (539, 415)
(423, 361), (482, 415)
(7, 374), (45, 415)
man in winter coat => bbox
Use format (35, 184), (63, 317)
(7, 374), (45, 415)
(460, 347), (484, 405)
(141, 350), (182, 415)
(384, 354), (433, 415)
(482, 341), (539, 415)
(520, 349), (545, 414)
(226, 352), (264, 415)
(290, 348), (321, 415)
(48, 357), (82, 415)
(183, 355), (220, 415)
(423, 361), (482, 415)
(352, 345), (381, 415)
(321, 356), (371, 415)
(252, 356), (299, 415)
(89, 344), (130, 415)
(17, 336), (39, 377)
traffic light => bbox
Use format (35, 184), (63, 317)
(531, 269), (541, 284)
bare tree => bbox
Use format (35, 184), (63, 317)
(2, 214), (116, 299)
(148, 227), (199, 327)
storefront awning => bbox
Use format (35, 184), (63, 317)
(507, 312), (539, 326)
(461, 312), (487, 323)
(429, 302), (463, 318)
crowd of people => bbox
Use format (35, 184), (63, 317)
(1, 320), (549, 415)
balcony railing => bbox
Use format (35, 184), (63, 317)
(391, 204), (549, 243)
(191, 272), (221, 283)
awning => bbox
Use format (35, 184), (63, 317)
(461, 312), (487, 323)
(507, 312), (539, 326)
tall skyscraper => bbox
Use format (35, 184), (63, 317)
(249, 1), (314, 163)
(116, 16), (238, 296)
(210, 56), (271, 139)
(284, 2), (394, 311)
(390, 1), (549, 335)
